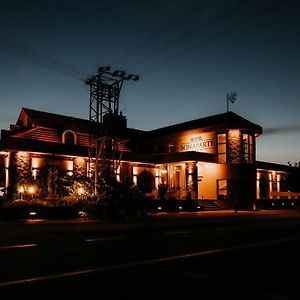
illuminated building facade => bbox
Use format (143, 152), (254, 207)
(0, 108), (298, 209)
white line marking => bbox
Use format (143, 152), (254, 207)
(85, 236), (126, 243)
(0, 244), (37, 250)
(216, 220), (300, 231)
(0, 235), (299, 288)
(163, 230), (190, 236)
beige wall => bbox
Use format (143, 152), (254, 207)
(198, 162), (227, 200)
(149, 129), (216, 154)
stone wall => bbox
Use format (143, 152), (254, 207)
(227, 130), (243, 163)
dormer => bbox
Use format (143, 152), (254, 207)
(62, 130), (77, 145)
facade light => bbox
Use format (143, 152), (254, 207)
(29, 186), (35, 200)
(19, 186), (25, 200)
(78, 187), (84, 195)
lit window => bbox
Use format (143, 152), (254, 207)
(217, 133), (227, 163)
(242, 133), (254, 163)
(217, 179), (228, 200)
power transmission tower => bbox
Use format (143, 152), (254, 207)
(85, 66), (139, 195)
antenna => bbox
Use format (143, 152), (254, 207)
(226, 92), (237, 112)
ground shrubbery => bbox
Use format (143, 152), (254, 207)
(0, 175), (149, 220)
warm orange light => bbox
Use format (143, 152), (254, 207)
(78, 187), (84, 195)
(19, 186), (25, 193)
(229, 129), (240, 137)
(28, 186), (35, 194)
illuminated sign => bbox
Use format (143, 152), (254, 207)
(180, 135), (214, 152)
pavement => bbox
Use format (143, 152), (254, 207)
(0, 209), (299, 231)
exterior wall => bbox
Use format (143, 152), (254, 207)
(257, 169), (289, 199)
(198, 162), (225, 200)
(198, 162), (256, 209)
(147, 129), (216, 154)
(9, 151), (31, 197)
(73, 157), (87, 177)
(227, 130), (243, 163)
(185, 162), (198, 199)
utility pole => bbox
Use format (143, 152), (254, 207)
(85, 66), (139, 195)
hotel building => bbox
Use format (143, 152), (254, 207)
(0, 108), (298, 209)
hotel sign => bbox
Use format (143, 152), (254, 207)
(180, 135), (214, 152)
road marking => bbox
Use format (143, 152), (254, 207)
(216, 220), (300, 231)
(85, 236), (126, 243)
(0, 244), (37, 250)
(163, 230), (190, 236)
(0, 235), (299, 288)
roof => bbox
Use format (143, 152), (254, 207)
(18, 108), (144, 138)
(256, 161), (295, 172)
(20, 108), (93, 133)
(147, 111), (262, 137)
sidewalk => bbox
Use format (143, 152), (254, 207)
(0, 209), (299, 233)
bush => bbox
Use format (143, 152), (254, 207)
(0, 199), (80, 220)
(91, 175), (148, 219)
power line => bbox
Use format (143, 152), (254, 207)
(0, 35), (89, 81)
(140, 0), (291, 75)
(131, 0), (249, 68)
(111, 0), (209, 66)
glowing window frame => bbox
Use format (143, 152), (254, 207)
(217, 132), (227, 164)
(62, 130), (77, 145)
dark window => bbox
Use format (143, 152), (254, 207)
(65, 132), (75, 145)
(168, 144), (175, 153)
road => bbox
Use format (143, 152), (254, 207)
(0, 210), (299, 299)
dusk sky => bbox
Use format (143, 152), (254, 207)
(0, 0), (299, 165)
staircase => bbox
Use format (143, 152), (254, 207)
(200, 200), (226, 211)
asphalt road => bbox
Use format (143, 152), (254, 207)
(0, 210), (299, 299)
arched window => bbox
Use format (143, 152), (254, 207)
(62, 130), (77, 145)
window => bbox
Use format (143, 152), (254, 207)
(168, 144), (175, 153)
(217, 179), (228, 200)
(217, 133), (227, 163)
(242, 133), (254, 163)
(62, 130), (77, 145)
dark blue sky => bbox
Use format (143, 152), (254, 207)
(0, 0), (299, 164)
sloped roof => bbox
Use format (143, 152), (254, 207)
(147, 111), (262, 137)
(19, 108), (144, 138)
(20, 108), (95, 133)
